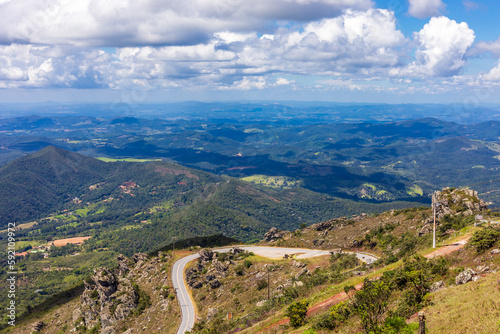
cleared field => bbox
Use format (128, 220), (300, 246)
(240, 174), (301, 188)
(0, 221), (37, 233)
(51, 236), (91, 246)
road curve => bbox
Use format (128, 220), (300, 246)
(173, 246), (379, 334)
(173, 253), (200, 334)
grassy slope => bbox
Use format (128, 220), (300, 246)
(422, 270), (500, 334)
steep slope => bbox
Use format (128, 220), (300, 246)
(0, 146), (113, 224)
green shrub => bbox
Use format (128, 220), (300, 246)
(244, 259), (253, 268)
(286, 300), (310, 328)
(234, 265), (245, 276)
(301, 329), (316, 334)
(330, 301), (351, 323)
(131, 283), (151, 316)
(469, 228), (500, 252)
(330, 253), (357, 272)
(383, 316), (419, 333)
(438, 215), (473, 233)
(312, 312), (335, 330)
(90, 290), (99, 299)
(256, 278), (268, 291)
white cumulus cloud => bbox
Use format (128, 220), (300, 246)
(399, 16), (475, 77)
(408, 0), (446, 19)
(0, 0), (373, 47)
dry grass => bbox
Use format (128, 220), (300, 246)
(416, 270), (500, 334)
(50, 236), (91, 247)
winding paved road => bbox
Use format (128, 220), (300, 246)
(172, 246), (378, 334)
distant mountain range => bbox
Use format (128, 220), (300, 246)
(1, 113), (499, 206)
(0, 146), (422, 255)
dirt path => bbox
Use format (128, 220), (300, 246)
(256, 235), (471, 333)
(423, 236), (470, 258)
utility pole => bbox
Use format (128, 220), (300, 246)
(433, 192), (436, 249)
(172, 236), (177, 258)
(267, 265), (270, 301)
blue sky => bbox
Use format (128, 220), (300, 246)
(0, 0), (500, 103)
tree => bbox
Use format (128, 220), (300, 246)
(391, 254), (446, 317)
(286, 300), (310, 328)
(345, 277), (393, 334)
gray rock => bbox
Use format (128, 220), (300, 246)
(132, 253), (148, 266)
(313, 239), (325, 246)
(491, 249), (500, 255)
(116, 254), (131, 276)
(476, 265), (490, 274)
(256, 300), (267, 307)
(292, 260), (306, 268)
(207, 307), (218, 319)
(263, 227), (289, 242)
(455, 268), (477, 285)
(430, 280), (445, 292)
(199, 249), (215, 262)
(189, 280), (203, 289)
(32, 321), (45, 333)
(256, 272), (265, 279)
(101, 327), (116, 334)
(209, 279), (221, 289)
(79, 267), (140, 332)
(295, 268), (309, 280)
(231, 247), (244, 254)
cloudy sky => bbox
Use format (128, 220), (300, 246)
(1, 0), (500, 103)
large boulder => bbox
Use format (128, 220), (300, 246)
(263, 227), (288, 242)
(455, 268), (477, 285)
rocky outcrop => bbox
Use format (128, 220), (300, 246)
(230, 247), (244, 255)
(187, 249), (246, 289)
(312, 239), (325, 246)
(263, 227), (289, 242)
(199, 249), (215, 262)
(455, 268), (477, 285)
(132, 253), (148, 266)
(311, 217), (348, 232)
(116, 254), (131, 276)
(419, 187), (488, 236)
(75, 254), (143, 333)
(31, 321), (45, 333)
(433, 188), (488, 219)
(276, 279), (304, 291)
